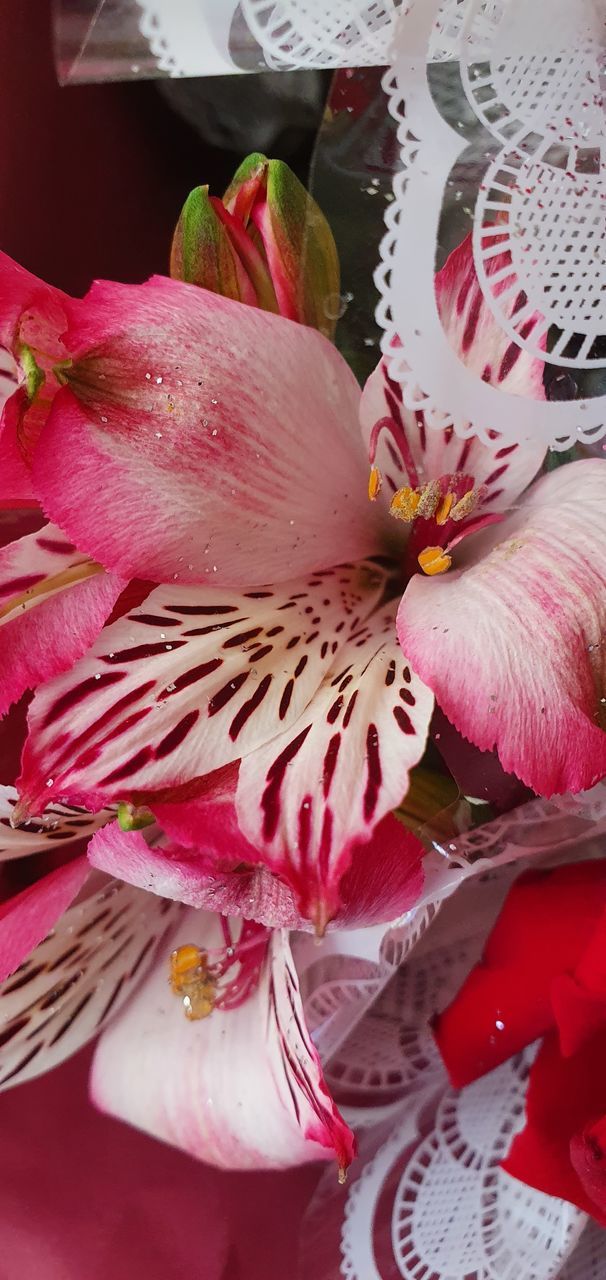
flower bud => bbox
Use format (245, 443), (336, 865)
(171, 153), (340, 338)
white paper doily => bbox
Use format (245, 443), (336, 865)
(334, 878), (590, 1278)
(376, 0), (606, 450)
(136, 0), (473, 76)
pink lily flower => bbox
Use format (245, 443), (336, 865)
(1, 228), (605, 933)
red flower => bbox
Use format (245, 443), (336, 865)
(434, 860), (606, 1222)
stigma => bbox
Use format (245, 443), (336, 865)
(169, 921), (269, 1022)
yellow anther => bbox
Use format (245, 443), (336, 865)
(390, 486), (420, 522)
(170, 944), (217, 1020)
(451, 489), (477, 521)
(170, 944), (204, 984)
(416, 480), (441, 519)
(368, 465), (382, 501)
(435, 492), (455, 526)
(418, 545), (452, 576)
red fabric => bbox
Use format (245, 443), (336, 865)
(0, 3), (235, 295)
(0, 1045), (320, 1278)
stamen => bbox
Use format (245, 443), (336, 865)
(368, 465), (382, 501)
(389, 486), (420, 522)
(450, 489), (477, 521)
(169, 924), (269, 1021)
(416, 480), (441, 519)
(170, 944), (216, 1020)
(418, 546), (452, 576)
(435, 492), (454, 525)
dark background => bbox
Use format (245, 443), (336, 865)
(0, 1), (322, 294)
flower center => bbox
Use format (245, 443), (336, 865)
(169, 921), (268, 1021)
(369, 466), (484, 577)
(388, 480), (480, 529)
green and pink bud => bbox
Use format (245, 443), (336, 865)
(170, 152), (340, 338)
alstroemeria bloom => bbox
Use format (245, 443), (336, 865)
(3, 234), (606, 930)
(434, 860), (606, 1225)
(0, 698), (422, 1175)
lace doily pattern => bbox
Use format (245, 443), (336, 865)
(136, 0), (478, 76)
(331, 881), (589, 1279)
(339, 1051), (585, 1279)
(376, 0), (606, 450)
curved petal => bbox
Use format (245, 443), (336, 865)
(0, 390), (36, 502)
(88, 821), (303, 929)
(436, 234), (546, 397)
(360, 234), (546, 512)
(570, 1115), (606, 1223)
(0, 523), (126, 716)
(0, 856), (89, 983)
(17, 564), (386, 815)
(0, 785), (110, 862)
(88, 810), (424, 931)
(32, 276), (380, 586)
(399, 460), (606, 797)
(0, 349), (28, 501)
(0, 252), (70, 501)
(503, 1028), (606, 1224)
(91, 909), (355, 1172)
(0, 873), (182, 1090)
(434, 861), (606, 1089)
(0, 252), (67, 355)
(551, 903), (606, 1057)
(236, 603), (433, 924)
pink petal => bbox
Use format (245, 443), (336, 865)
(88, 821), (304, 928)
(0, 856), (89, 983)
(0, 349), (30, 501)
(32, 276), (380, 585)
(0, 522), (126, 716)
(0, 252), (67, 356)
(0, 873), (182, 1089)
(399, 459), (606, 796)
(0, 785), (109, 862)
(360, 234), (546, 512)
(88, 810), (424, 931)
(0, 252), (70, 501)
(0, 389), (37, 501)
(17, 564), (387, 815)
(91, 909), (355, 1172)
(436, 233), (546, 397)
(236, 603), (433, 923)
